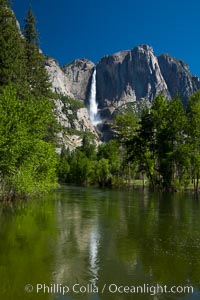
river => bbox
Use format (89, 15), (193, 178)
(0, 186), (200, 300)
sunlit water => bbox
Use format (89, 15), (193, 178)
(0, 186), (200, 300)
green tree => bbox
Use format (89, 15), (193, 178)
(0, 86), (58, 199)
(187, 91), (200, 191)
(98, 140), (120, 176)
(57, 147), (71, 183)
(94, 158), (111, 187)
(113, 112), (140, 185)
(10, 140), (58, 196)
(0, 4), (58, 199)
(22, 7), (57, 143)
(80, 133), (97, 160)
(114, 112), (139, 142)
(0, 0), (27, 91)
(126, 95), (187, 190)
(126, 105), (156, 188)
(161, 96), (187, 189)
(22, 7), (51, 98)
(23, 6), (38, 45)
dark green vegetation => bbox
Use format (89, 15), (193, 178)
(2, 0), (200, 199)
(0, 187), (199, 300)
(58, 93), (200, 192)
(0, 0), (58, 199)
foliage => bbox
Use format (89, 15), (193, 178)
(114, 112), (140, 142)
(58, 137), (134, 188)
(23, 7), (38, 45)
(57, 91), (200, 192)
(60, 96), (86, 126)
(94, 158), (111, 187)
(0, 0), (27, 92)
(126, 95), (190, 190)
(2, 2), (200, 194)
(0, 3), (58, 199)
(97, 140), (120, 176)
(61, 96), (85, 111)
(22, 7), (52, 98)
(186, 91), (200, 190)
(0, 86), (58, 199)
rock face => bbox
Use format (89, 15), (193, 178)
(96, 45), (170, 108)
(62, 58), (95, 102)
(45, 58), (100, 151)
(45, 58), (74, 97)
(54, 98), (100, 152)
(46, 58), (95, 102)
(45, 44), (200, 148)
(95, 45), (200, 111)
(46, 45), (200, 113)
(158, 54), (200, 105)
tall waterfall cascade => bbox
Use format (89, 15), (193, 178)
(88, 68), (100, 125)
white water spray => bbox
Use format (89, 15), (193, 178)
(88, 68), (99, 125)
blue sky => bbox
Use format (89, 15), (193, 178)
(12, 0), (200, 76)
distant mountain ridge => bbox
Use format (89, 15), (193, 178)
(45, 44), (200, 146)
(46, 44), (200, 111)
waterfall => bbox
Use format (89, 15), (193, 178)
(88, 68), (99, 125)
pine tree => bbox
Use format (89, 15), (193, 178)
(0, 0), (27, 91)
(23, 7), (38, 46)
(22, 7), (51, 98)
(0, 4), (58, 198)
(23, 7), (58, 143)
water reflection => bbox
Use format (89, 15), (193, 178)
(0, 187), (200, 299)
(89, 226), (100, 285)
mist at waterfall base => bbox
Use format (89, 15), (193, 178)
(88, 68), (101, 126)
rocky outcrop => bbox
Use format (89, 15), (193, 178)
(62, 58), (95, 102)
(96, 45), (170, 108)
(45, 44), (200, 148)
(45, 58), (74, 97)
(158, 54), (200, 105)
(54, 98), (100, 152)
(46, 45), (200, 113)
(45, 58), (100, 152)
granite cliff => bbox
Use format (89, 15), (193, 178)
(158, 54), (200, 105)
(45, 44), (200, 147)
(96, 45), (170, 108)
(45, 58), (100, 151)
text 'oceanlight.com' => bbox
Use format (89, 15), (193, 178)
(24, 283), (194, 296)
